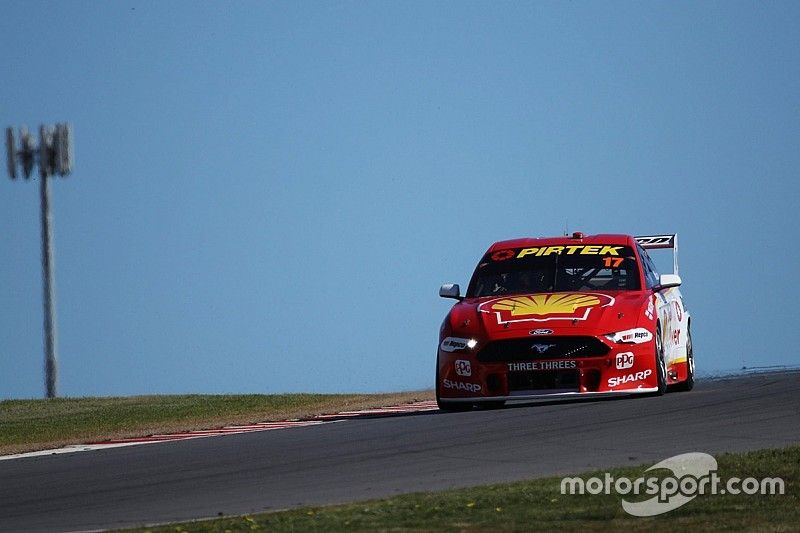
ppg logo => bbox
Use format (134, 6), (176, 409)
(616, 352), (635, 370)
(455, 359), (472, 377)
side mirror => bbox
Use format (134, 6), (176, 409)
(656, 274), (682, 290)
(439, 283), (462, 300)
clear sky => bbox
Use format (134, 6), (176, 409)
(1, 1), (798, 399)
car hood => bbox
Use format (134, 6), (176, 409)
(461, 291), (649, 336)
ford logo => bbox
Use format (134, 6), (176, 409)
(529, 329), (553, 335)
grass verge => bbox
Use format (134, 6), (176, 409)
(0, 391), (432, 455)
(126, 446), (798, 532)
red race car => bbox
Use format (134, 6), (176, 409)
(436, 232), (693, 411)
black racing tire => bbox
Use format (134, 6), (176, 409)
(671, 328), (695, 392)
(654, 324), (668, 395)
(437, 398), (474, 412)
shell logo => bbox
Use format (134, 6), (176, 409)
(493, 294), (600, 316)
(479, 292), (614, 324)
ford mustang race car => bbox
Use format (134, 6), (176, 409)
(436, 233), (693, 411)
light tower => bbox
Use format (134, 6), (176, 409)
(5, 123), (73, 398)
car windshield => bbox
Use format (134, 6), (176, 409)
(466, 245), (641, 298)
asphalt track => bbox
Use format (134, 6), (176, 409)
(1, 371), (798, 532)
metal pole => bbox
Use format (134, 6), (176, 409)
(7, 123), (71, 399)
(39, 172), (58, 398)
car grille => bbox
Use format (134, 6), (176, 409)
(508, 368), (580, 392)
(476, 336), (609, 363)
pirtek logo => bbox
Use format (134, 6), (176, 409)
(492, 245), (624, 261)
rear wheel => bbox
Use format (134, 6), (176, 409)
(437, 398), (474, 412)
(671, 329), (695, 392)
(654, 325), (668, 395)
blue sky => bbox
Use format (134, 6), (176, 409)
(1, 1), (798, 399)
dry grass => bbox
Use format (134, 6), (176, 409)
(0, 391), (433, 455)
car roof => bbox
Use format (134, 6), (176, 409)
(487, 233), (636, 252)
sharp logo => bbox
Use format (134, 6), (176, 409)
(608, 369), (652, 387)
(443, 379), (482, 393)
(530, 329), (554, 335)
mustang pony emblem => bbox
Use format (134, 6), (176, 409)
(531, 343), (556, 354)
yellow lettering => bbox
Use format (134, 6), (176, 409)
(543, 246), (564, 256)
(599, 246), (623, 255)
(519, 245), (622, 258)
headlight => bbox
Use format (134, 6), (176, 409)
(605, 328), (653, 344)
(440, 337), (478, 352)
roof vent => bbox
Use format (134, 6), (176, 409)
(571, 231), (585, 239)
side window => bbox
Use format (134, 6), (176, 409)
(638, 245), (660, 289)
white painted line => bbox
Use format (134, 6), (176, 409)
(0, 400), (437, 461)
(0, 441), (158, 461)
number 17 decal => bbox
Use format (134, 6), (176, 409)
(603, 256), (624, 268)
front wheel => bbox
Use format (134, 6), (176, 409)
(436, 398), (474, 412)
(654, 325), (668, 395)
(478, 400), (506, 410)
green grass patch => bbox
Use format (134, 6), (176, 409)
(0, 392), (431, 455)
(127, 446), (798, 532)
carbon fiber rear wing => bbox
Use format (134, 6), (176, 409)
(635, 234), (679, 275)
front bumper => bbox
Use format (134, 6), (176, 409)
(437, 338), (659, 399)
(440, 388), (659, 402)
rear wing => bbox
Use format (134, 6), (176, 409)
(635, 234), (679, 275)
